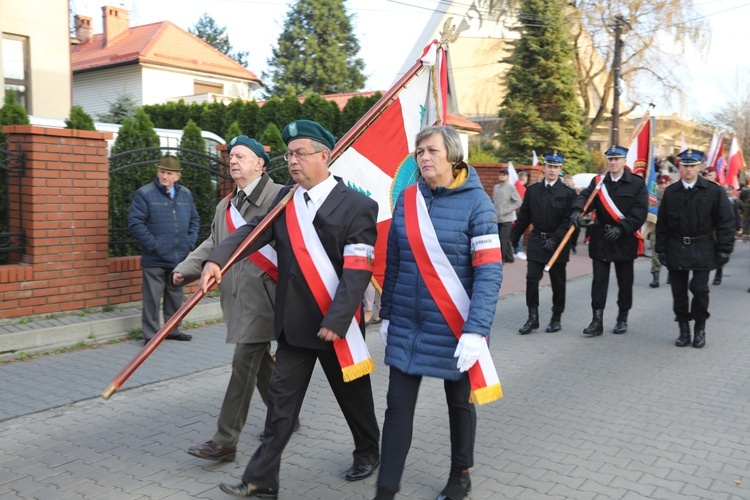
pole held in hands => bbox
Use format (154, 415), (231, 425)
(543, 104), (655, 272)
(101, 186), (298, 400)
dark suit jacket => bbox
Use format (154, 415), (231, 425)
(206, 178), (379, 350)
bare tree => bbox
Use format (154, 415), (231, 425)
(702, 69), (750, 153)
(568, 0), (706, 131)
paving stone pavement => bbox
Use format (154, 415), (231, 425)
(1, 245), (749, 499)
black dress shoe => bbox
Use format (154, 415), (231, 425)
(167, 332), (192, 341)
(218, 482), (278, 498)
(188, 440), (236, 461)
(345, 459), (380, 481)
(436, 471), (471, 500)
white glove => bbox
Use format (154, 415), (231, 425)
(379, 320), (390, 346)
(453, 333), (484, 372)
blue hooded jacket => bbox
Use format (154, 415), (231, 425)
(379, 163), (502, 380)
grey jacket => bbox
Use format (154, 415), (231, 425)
(173, 174), (283, 344)
(492, 181), (522, 223)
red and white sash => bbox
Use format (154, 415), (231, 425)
(225, 194), (278, 280)
(595, 175), (645, 254)
(285, 188), (375, 382)
(403, 185), (502, 405)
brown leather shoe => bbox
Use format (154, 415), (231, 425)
(187, 440), (236, 462)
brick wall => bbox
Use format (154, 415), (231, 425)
(0, 126), (208, 320)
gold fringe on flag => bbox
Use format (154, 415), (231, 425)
(342, 358), (376, 382)
(469, 383), (503, 405)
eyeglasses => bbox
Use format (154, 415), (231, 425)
(283, 150), (324, 162)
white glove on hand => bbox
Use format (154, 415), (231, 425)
(453, 333), (484, 372)
(379, 320), (390, 347)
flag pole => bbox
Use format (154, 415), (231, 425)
(544, 104), (655, 272)
(101, 187), (298, 400)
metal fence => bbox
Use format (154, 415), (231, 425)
(109, 146), (230, 257)
(0, 144), (24, 265)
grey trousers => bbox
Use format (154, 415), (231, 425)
(141, 266), (184, 339)
(212, 342), (274, 448)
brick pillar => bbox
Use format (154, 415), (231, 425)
(0, 125), (112, 318)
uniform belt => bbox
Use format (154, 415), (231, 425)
(534, 230), (554, 239)
(672, 234), (711, 245)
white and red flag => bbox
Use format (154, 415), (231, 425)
(625, 118), (650, 177)
(727, 137), (745, 190)
(329, 40), (452, 285)
(507, 160), (526, 198)
(532, 150), (539, 167)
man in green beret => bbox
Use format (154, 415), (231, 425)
(200, 120), (381, 498)
(174, 136), (293, 463)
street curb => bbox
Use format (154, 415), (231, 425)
(0, 299), (223, 360)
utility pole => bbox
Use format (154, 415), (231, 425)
(610, 15), (629, 146)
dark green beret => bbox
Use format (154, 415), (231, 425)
(282, 120), (336, 150)
(227, 135), (270, 167)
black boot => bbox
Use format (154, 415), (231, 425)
(675, 322), (691, 347)
(649, 271), (660, 288)
(712, 268), (722, 285)
(518, 307), (539, 335)
(436, 470), (471, 500)
(545, 313), (562, 332)
(583, 309), (604, 336)
(613, 310), (628, 334)
(693, 322), (706, 348)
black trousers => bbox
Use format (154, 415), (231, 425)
(526, 259), (566, 314)
(377, 367), (475, 494)
(498, 222), (514, 262)
(241, 337), (380, 489)
(591, 259), (634, 311)
(669, 269), (710, 323)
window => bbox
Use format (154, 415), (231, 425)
(193, 80), (223, 95)
(2, 34), (30, 110)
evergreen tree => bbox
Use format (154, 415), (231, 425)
(300, 94), (340, 138)
(179, 119), (214, 242)
(224, 121), (243, 143)
(190, 13), (249, 67)
(98, 93), (138, 124)
(497, 0), (591, 173)
(109, 108), (161, 256)
(264, 0), (366, 97)
(259, 123), (289, 185)
(65, 105), (96, 131)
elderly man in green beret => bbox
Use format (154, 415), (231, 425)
(173, 136), (293, 463)
(200, 120), (381, 498)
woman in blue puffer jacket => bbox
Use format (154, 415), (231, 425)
(374, 126), (502, 500)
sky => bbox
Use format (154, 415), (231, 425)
(72, 0), (750, 120)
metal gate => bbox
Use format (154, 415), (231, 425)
(109, 147), (230, 257)
(0, 145), (24, 265)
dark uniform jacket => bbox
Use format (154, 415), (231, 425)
(206, 178), (378, 351)
(573, 169), (648, 262)
(654, 176), (735, 271)
(511, 180), (577, 264)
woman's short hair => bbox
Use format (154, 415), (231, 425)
(414, 126), (464, 164)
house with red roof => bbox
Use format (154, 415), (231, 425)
(70, 5), (263, 118)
